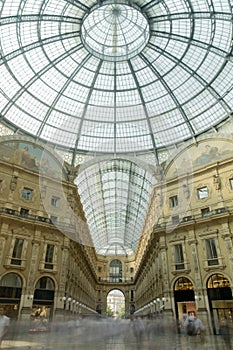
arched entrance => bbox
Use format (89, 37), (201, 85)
(32, 276), (55, 320)
(207, 273), (232, 334)
(0, 272), (22, 318)
(107, 289), (125, 319)
(173, 277), (195, 331)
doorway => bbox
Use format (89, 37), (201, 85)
(107, 289), (125, 319)
(173, 277), (196, 331)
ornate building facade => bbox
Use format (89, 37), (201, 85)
(133, 135), (233, 335)
(0, 133), (233, 335)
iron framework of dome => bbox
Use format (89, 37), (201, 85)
(0, 0), (233, 255)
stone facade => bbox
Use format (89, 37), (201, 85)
(134, 137), (233, 334)
(1, 135), (233, 334)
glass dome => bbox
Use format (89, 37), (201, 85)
(0, 0), (232, 157)
(81, 2), (150, 62)
(0, 0), (232, 255)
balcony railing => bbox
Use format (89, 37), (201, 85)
(154, 206), (229, 231)
(0, 207), (76, 231)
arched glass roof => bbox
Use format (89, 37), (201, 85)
(0, 0), (233, 255)
(76, 157), (156, 256)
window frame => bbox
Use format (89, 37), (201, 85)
(20, 208), (29, 217)
(172, 215), (179, 225)
(197, 186), (209, 199)
(201, 207), (210, 217)
(174, 243), (185, 270)
(44, 244), (55, 270)
(51, 196), (60, 207)
(229, 178), (233, 190)
(169, 195), (178, 208)
(22, 187), (33, 200)
(205, 238), (219, 266)
(109, 259), (123, 282)
(11, 237), (24, 266)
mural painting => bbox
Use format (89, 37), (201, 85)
(0, 141), (63, 179)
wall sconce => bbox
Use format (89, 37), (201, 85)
(156, 297), (161, 302)
(72, 299), (76, 304)
(67, 297), (72, 302)
(195, 295), (201, 301)
(28, 294), (33, 300)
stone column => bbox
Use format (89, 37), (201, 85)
(20, 232), (41, 320)
(54, 237), (69, 320)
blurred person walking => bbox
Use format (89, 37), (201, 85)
(184, 310), (205, 346)
(219, 316), (232, 350)
(0, 307), (10, 347)
(184, 311), (204, 336)
(132, 317), (146, 349)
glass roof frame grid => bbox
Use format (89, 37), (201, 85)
(1, 0), (233, 255)
(146, 41), (231, 115)
(76, 158), (155, 255)
(127, 59), (159, 163)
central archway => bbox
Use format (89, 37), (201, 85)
(107, 289), (125, 319)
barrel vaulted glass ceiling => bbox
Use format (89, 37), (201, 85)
(0, 0), (233, 255)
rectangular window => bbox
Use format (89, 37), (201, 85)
(174, 244), (185, 270)
(110, 266), (122, 282)
(11, 238), (24, 265)
(172, 215), (179, 225)
(169, 195), (178, 208)
(206, 238), (219, 266)
(197, 186), (208, 199)
(201, 207), (210, 217)
(51, 196), (60, 207)
(22, 188), (33, 200)
(130, 267), (134, 273)
(98, 266), (102, 273)
(44, 244), (54, 269)
(229, 178), (233, 190)
(20, 208), (29, 218)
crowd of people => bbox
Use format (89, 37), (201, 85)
(0, 306), (232, 349)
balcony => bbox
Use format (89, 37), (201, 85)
(0, 208), (75, 231)
(154, 206), (229, 232)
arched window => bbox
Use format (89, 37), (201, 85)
(36, 276), (54, 290)
(0, 273), (22, 299)
(207, 273), (232, 300)
(34, 277), (55, 303)
(109, 259), (122, 282)
(207, 273), (230, 289)
(174, 277), (193, 291)
(0, 273), (22, 287)
(206, 274), (232, 335)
